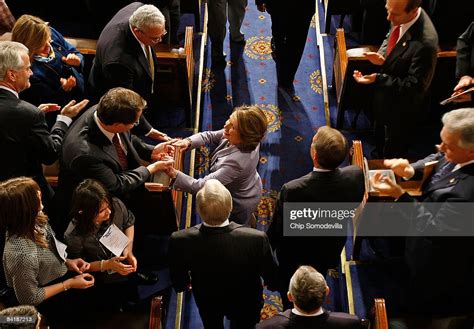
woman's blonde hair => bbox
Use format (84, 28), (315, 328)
(232, 105), (268, 151)
(11, 15), (51, 58)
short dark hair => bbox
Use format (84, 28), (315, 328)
(96, 87), (146, 125)
(232, 105), (268, 152)
(313, 126), (348, 170)
(289, 266), (327, 313)
(404, 0), (422, 12)
(70, 179), (114, 235)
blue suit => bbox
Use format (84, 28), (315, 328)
(397, 153), (474, 316)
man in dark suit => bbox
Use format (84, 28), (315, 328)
(257, 266), (363, 329)
(256, 0), (315, 93)
(268, 126), (365, 308)
(353, 0), (438, 158)
(168, 179), (277, 328)
(88, 2), (168, 141)
(55, 87), (174, 235)
(0, 41), (87, 206)
(451, 21), (474, 105)
(373, 107), (474, 326)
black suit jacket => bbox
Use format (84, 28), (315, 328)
(0, 88), (68, 200)
(168, 222), (277, 313)
(55, 106), (153, 221)
(374, 9), (438, 125)
(398, 153), (474, 315)
(256, 309), (363, 329)
(88, 2), (157, 133)
(268, 166), (365, 277)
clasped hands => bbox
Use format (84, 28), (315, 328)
(370, 158), (415, 199)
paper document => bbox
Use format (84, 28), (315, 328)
(369, 169), (396, 192)
(440, 87), (474, 105)
(52, 234), (68, 261)
(99, 224), (130, 257)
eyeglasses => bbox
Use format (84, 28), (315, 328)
(137, 28), (167, 43)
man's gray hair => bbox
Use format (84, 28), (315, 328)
(196, 179), (232, 226)
(0, 41), (29, 81)
(289, 265), (328, 313)
(129, 4), (165, 30)
(442, 108), (474, 149)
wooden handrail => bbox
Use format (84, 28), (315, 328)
(373, 298), (389, 329)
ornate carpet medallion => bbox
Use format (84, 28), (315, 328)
(244, 36), (273, 61)
(310, 69), (323, 94)
(259, 104), (282, 133)
(201, 68), (215, 93)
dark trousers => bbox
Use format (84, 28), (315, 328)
(268, 5), (314, 87)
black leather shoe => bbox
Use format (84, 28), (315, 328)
(134, 271), (159, 285)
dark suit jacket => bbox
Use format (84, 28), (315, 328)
(268, 166), (365, 278)
(456, 21), (474, 79)
(168, 222), (277, 315)
(374, 8), (438, 125)
(398, 153), (474, 315)
(0, 88), (68, 200)
(55, 106), (153, 223)
(256, 309), (363, 329)
(88, 1), (156, 133)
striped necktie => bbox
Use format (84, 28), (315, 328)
(146, 46), (155, 89)
(112, 134), (128, 171)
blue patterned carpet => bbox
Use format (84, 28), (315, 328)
(174, 3), (329, 326)
(200, 7), (326, 232)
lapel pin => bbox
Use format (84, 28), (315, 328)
(402, 42), (407, 47)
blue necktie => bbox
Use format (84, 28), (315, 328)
(426, 161), (455, 189)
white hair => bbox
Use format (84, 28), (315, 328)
(0, 41), (29, 81)
(442, 108), (474, 149)
(196, 179), (232, 225)
(129, 4), (165, 30)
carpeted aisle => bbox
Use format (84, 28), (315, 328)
(175, 2), (328, 325)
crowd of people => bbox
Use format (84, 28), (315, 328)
(0, 0), (472, 328)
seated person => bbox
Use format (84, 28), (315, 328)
(168, 105), (268, 225)
(168, 179), (277, 328)
(64, 179), (157, 295)
(257, 265), (363, 328)
(0, 177), (94, 326)
(65, 179), (137, 277)
(370, 107), (474, 327)
(12, 15), (85, 127)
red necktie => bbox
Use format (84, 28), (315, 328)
(386, 25), (400, 57)
(112, 134), (128, 171)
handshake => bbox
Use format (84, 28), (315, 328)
(147, 139), (176, 174)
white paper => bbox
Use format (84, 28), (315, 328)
(99, 224), (130, 257)
(52, 235), (68, 262)
(369, 169), (396, 192)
